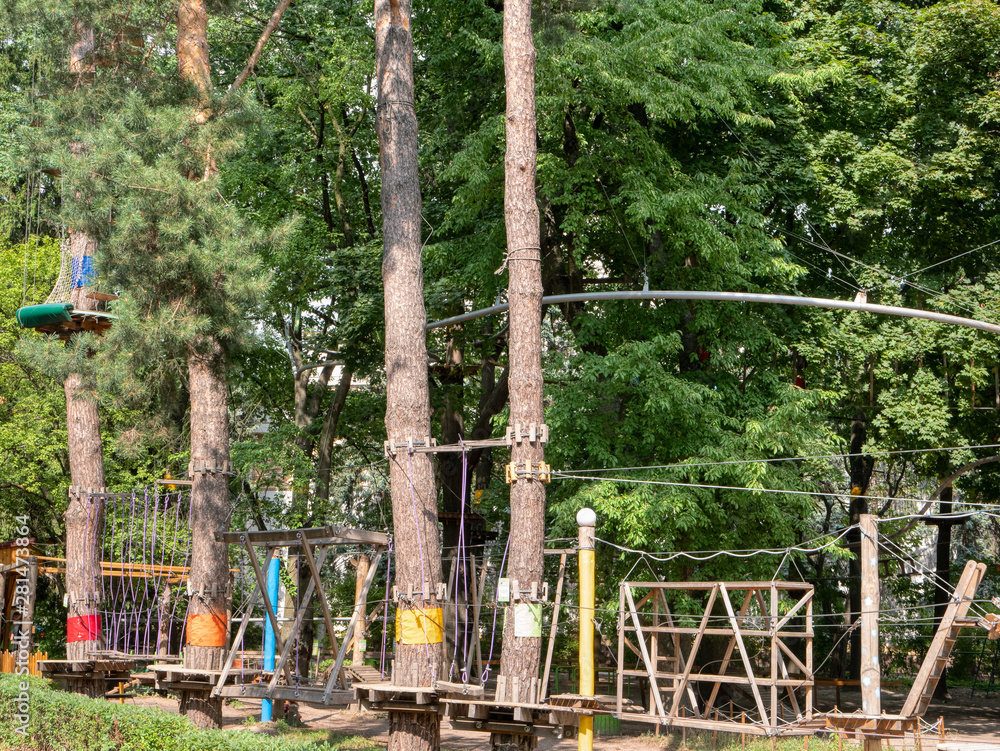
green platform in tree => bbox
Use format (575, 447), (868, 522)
(15, 303), (73, 328)
(15, 241), (117, 338)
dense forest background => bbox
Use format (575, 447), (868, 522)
(1, 0), (999, 680)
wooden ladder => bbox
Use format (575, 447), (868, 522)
(900, 559), (986, 717)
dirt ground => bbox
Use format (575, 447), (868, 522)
(128, 684), (1000, 751)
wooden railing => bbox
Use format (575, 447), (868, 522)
(0, 650), (47, 676)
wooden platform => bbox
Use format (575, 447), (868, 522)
(215, 683), (354, 705)
(38, 659), (135, 677)
(34, 310), (115, 339)
(810, 711), (919, 737)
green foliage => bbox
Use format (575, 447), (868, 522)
(0, 674), (362, 750)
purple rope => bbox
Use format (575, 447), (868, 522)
(140, 488), (162, 656)
(136, 488), (152, 654)
(108, 496), (121, 651)
(123, 492), (139, 653)
(458, 448), (469, 681)
(98, 491), (110, 636)
(153, 488), (171, 657)
(482, 534), (511, 684)
(380, 541), (391, 678)
(164, 492), (186, 654)
(175, 492), (195, 649)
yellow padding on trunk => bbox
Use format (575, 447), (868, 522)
(186, 612), (227, 647)
(396, 607), (444, 645)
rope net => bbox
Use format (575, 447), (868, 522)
(45, 238), (72, 305)
(95, 486), (193, 658)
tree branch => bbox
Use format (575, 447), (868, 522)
(228, 0), (295, 94)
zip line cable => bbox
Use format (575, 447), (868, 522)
(593, 524), (856, 563)
(898, 237), (1000, 281)
(549, 469), (991, 507)
(553, 442), (1000, 474)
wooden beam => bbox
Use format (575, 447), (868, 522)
(623, 585), (667, 721)
(719, 584), (769, 724)
(300, 534), (348, 691)
(540, 552), (566, 701)
(668, 584), (718, 718)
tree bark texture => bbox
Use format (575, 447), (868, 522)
(496, 1), (545, 748)
(177, 0), (211, 98)
(376, 2), (443, 748)
(64, 372), (106, 662)
(184, 350), (231, 727)
(64, 21), (107, 667)
(176, 4), (233, 728)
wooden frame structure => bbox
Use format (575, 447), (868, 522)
(617, 581), (814, 736)
(203, 525), (389, 705)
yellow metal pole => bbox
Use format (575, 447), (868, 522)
(578, 508), (596, 751)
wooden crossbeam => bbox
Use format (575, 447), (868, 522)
(656, 588), (703, 718)
(324, 550), (383, 702)
(703, 589), (754, 716)
(720, 584), (770, 725)
(243, 541), (296, 688)
(623, 585), (667, 720)
(215, 525), (388, 547)
(213, 546), (276, 696)
(668, 584), (718, 719)
(265, 544), (332, 694)
(299, 534), (348, 691)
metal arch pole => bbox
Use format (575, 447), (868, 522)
(426, 291), (1000, 335)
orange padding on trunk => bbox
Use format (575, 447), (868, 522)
(67, 614), (102, 643)
(186, 612), (227, 647)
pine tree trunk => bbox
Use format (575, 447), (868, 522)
(375, 2), (443, 749)
(184, 348), (231, 728)
(64, 22), (106, 670)
(176, 1), (231, 728)
(64, 371), (106, 664)
(495, 1), (545, 748)
(177, 0), (211, 99)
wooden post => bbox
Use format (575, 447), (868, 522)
(860, 514), (881, 751)
(25, 557), (38, 658)
(352, 554), (370, 666)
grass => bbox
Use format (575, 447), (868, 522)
(0, 675), (381, 751)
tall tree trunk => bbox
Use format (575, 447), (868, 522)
(177, 1), (230, 727)
(375, 1), (443, 750)
(495, 1), (545, 749)
(184, 348), (232, 727)
(316, 366), (354, 502)
(64, 22), (107, 671)
(846, 411), (874, 681)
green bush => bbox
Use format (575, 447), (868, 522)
(0, 675), (348, 751)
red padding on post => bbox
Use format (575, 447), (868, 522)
(67, 614), (102, 643)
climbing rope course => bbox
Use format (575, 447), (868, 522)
(95, 486), (193, 658)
